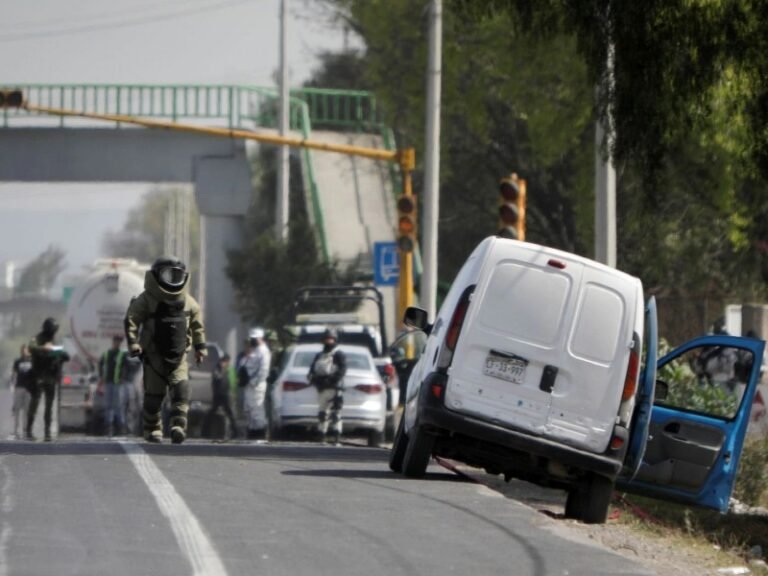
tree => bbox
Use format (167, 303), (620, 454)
(101, 186), (200, 287)
(226, 149), (358, 338)
(15, 245), (67, 296)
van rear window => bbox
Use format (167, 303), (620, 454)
(570, 283), (624, 364)
(478, 262), (570, 346)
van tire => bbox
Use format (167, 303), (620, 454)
(402, 425), (434, 478)
(389, 418), (409, 472)
(566, 473), (614, 524)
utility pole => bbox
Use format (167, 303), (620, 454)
(421, 0), (443, 319)
(594, 42), (616, 267)
(276, 0), (290, 241)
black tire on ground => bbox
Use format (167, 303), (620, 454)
(402, 425), (434, 478)
(388, 417), (409, 473)
(566, 473), (614, 524)
(368, 429), (384, 448)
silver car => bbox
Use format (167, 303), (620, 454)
(269, 343), (387, 446)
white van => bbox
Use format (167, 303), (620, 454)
(390, 236), (765, 524)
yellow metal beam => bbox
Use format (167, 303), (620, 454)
(24, 104), (403, 164)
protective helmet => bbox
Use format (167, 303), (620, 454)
(249, 327), (265, 339)
(323, 327), (338, 341)
(42, 317), (59, 335)
(151, 256), (189, 293)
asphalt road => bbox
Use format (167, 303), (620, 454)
(0, 431), (661, 576)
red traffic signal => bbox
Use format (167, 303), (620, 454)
(396, 194), (417, 253)
(0, 89), (24, 108)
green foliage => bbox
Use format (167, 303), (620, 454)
(734, 435), (768, 507)
(15, 245), (66, 296)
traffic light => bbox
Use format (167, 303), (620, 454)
(0, 89), (23, 108)
(498, 173), (526, 241)
(396, 193), (417, 253)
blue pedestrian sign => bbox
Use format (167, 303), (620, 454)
(374, 242), (399, 286)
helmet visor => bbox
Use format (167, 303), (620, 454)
(158, 266), (187, 288)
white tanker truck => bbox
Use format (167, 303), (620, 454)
(59, 258), (146, 434)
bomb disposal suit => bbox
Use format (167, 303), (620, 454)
(124, 257), (207, 444)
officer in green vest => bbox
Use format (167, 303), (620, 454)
(99, 334), (127, 436)
(124, 257), (207, 444)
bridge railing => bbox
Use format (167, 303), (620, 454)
(1, 84), (388, 132)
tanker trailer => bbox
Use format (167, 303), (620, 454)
(62, 259), (145, 435)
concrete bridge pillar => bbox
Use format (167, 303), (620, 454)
(194, 153), (252, 358)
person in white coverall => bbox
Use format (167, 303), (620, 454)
(239, 328), (271, 439)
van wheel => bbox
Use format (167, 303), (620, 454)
(389, 418), (409, 472)
(402, 425), (434, 478)
(565, 474), (614, 524)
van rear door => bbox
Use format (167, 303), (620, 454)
(618, 334), (765, 512)
(444, 248), (584, 433)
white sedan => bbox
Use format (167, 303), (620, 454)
(269, 343), (387, 446)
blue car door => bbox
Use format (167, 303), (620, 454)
(618, 334), (765, 512)
(622, 297), (658, 479)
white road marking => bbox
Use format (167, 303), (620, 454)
(120, 442), (229, 576)
(0, 457), (13, 576)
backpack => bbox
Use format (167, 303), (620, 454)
(153, 299), (188, 367)
(313, 348), (338, 377)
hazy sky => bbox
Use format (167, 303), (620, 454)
(0, 0), (355, 281)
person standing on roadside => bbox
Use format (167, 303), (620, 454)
(124, 256), (207, 444)
(99, 334), (127, 436)
(239, 328), (271, 439)
(9, 344), (33, 439)
(27, 318), (70, 441)
(307, 328), (346, 444)
(203, 354), (239, 439)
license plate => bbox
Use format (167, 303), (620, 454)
(483, 351), (528, 384)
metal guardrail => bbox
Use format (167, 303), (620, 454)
(1, 84), (395, 264)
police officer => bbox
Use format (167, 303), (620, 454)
(27, 317), (70, 441)
(124, 257), (207, 444)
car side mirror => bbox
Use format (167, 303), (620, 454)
(403, 307), (430, 332)
(655, 379), (668, 401)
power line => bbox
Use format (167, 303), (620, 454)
(0, 0), (256, 44)
(0, 0), (216, 31)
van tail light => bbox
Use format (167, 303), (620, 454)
(355, 384), (383, 394)
(283, 381), (311, 392)
(621, 333), (641, 401)
(437, 285), (475, 370)
(63, 375), (72, 386)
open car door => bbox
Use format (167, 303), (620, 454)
(617, 334), (765, 512)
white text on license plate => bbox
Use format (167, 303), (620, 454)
(483, 353), (527, 384)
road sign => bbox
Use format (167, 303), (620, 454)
(374, 242), (399, 286)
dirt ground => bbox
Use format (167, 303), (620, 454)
(444, 460), (764, 576)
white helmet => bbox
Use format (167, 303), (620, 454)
(249, 327), (265, 339)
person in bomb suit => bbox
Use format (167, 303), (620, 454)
(124, 256), (207, 444)
(27, 317), (70, 441)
